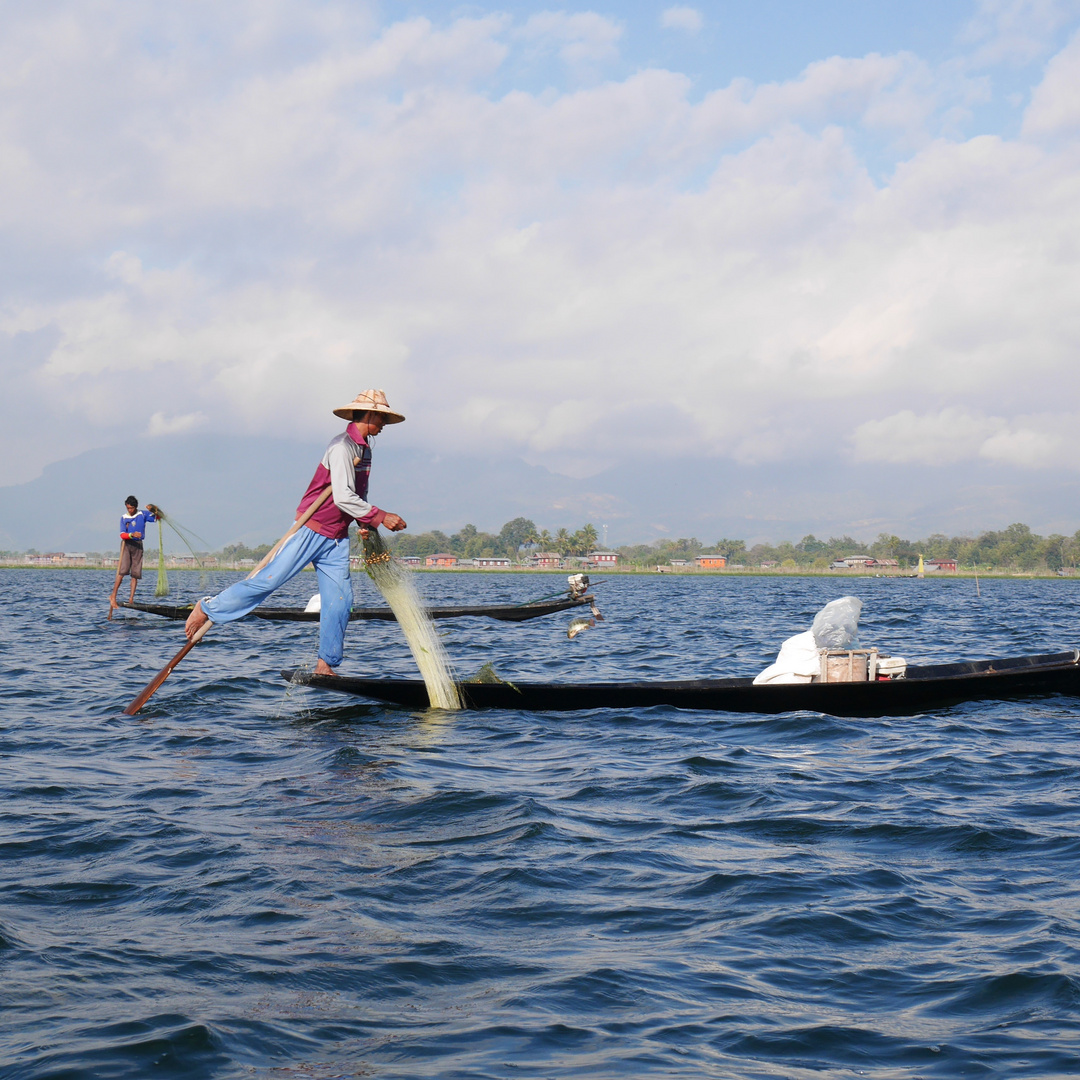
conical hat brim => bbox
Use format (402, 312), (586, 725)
(333, 406), (405, 422)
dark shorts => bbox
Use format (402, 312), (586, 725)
(119, 542), (144, 580)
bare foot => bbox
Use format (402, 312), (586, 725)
(108, 596), (118, 620)
(314, 659), (338, 677)
(185, 601), (210, 641)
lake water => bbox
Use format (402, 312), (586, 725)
(3, 568), (1080, 1078)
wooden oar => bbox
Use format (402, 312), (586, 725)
(123, 485), (335, 716)
(122, 619), (213, 715)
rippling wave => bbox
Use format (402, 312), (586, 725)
(3, 568), (1080, 1077)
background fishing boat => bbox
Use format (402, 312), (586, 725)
(117, 592), (597, 623)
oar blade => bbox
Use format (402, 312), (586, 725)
(123, 622), (210, 715)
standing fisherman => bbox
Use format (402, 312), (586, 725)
(184, 390), (408, 676)
(109, 496), (162, 614)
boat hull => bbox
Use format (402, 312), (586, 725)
(119, 595), (593, 623)
(281, 650), (1080, 717)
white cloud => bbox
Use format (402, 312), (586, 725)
(979, 425), (1065, 467)
(851, 409), (1008, 464)
(3, 267), (407, 430)
(516, 11), (622, 66)
(685, 53), (988, 151)
(660, 7), (704, 33)
(1022, 28), (1080, 134)
(851, 410), (1076, 468)
(1, 1), (1079, 497)
(146, 411), (208, 437)
(962, 0), (1080, 65)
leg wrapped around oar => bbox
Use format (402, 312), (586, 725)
(126, 486), (336, 716)
(193, 528), (352, 673)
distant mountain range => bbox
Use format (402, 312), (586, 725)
(1, 432), (1078, 552)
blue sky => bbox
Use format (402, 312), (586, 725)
(386, 2), (1068, 128)
(2, 0), (1080, 545)
(392, 2), (984, 80)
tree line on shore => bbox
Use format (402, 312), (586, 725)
(9, 521), (1080, 573)
(376, 519), (1080, 572)
(633, 523), (1080, 572)
(384, 518), (598, 560)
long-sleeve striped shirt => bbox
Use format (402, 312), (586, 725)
(295, 423), (386, 540)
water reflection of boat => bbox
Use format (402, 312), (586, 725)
(118, 594), (596, 623)
(282, 650), (1080, 717)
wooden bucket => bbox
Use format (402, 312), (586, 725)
(819, 649), (879, 683)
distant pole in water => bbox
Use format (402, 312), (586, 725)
(973, 563), (981, 597)
(917, 554), (925, 579)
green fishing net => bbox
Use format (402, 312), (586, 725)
(155, 518), (169, 597)
(359, 527), (460, 709)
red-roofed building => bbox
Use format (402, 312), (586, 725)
(927, 558), (957, 571)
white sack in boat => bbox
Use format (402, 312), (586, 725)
(304, 593), (322, 613)
(753, 630), (821, 685)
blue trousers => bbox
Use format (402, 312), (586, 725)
(201, 527), (352, 667)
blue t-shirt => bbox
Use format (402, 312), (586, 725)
(120, 509), (156, 545)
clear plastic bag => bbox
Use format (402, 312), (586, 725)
(811, 596), (862, 650)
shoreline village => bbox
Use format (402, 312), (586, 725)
(7, 561), (1080, 582)
(29, 506), (1080, 575)
(11, 517), (1080, 579)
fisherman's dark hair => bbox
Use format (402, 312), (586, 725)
(352, 410), (371, 422)
(125, 496), (138, 507)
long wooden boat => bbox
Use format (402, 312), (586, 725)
(281, 650), (1080, 717)
(118, 594), (595, 623)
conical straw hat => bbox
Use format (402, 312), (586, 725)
(333, 389), (405, 423)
